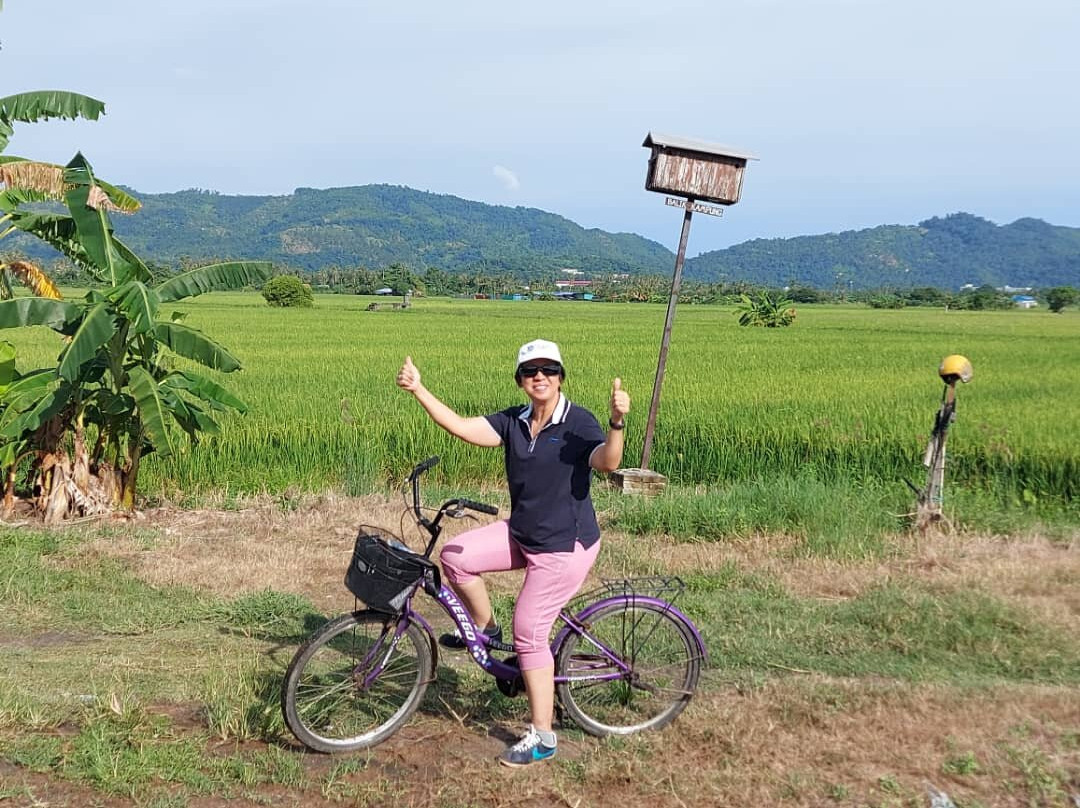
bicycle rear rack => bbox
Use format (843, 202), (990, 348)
(569, 575), (685, 615)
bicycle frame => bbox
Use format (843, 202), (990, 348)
(362, 583), (706, 687)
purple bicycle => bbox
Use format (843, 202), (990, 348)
(281, 457), (706, 754)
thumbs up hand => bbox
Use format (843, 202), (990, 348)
(397, 356), (422, 392)
(610, 377), (630, 423)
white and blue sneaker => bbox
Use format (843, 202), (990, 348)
(498, 725), (557, 767)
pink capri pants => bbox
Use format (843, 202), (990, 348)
(439, 520), (601, 671)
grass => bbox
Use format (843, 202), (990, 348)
(597, 474), (905, 559)
(1, 515), (1077, 805)
(681, 572), (1079, 685)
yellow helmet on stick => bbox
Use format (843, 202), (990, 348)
(938, 355), (973, 384)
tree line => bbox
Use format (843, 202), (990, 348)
(11, 252), (1077, 312)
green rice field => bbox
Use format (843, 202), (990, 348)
(6, 292), (1079, 516)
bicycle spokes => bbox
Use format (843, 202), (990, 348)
(556, 600), (701, 735)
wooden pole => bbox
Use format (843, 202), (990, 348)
(641, 200), (694, 470)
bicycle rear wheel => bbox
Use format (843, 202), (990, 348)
(281, 612), (432, 753)
(555, 600), (701, 736)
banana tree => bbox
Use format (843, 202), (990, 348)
(0, 153), (270, 520)
(734, 291), (797, 328)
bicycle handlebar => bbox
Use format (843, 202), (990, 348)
(409, 455), (440, 481)
(406, 457), (499, 557)
(459, 498), (498, 516)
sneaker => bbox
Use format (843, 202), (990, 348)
(439, 623), (502, 649)
(498, 726), (557, 767)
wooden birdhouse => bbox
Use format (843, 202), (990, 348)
(643, 132), (756, 205)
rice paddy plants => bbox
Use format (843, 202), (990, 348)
(7, 294), (1078, 524)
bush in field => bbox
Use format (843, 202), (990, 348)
(735, 291), (797, 327)
(868, 294), (906, 309)
(262, 275), (314, 308)
(954, 285), (1011, 311)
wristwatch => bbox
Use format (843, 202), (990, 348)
(608, 418), (625, 430)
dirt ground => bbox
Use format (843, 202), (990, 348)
(4, 495), (1079, 807)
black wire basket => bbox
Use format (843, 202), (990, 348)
(344, 533), (432, 613)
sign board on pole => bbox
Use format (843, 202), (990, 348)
(665, 197), (725, 217)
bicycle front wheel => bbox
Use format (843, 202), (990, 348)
(555, 600), (701, 736)
(281, 612), (432, 753)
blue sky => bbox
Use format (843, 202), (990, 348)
(3, 0), (1078, 256)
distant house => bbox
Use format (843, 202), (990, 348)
(553, 290), (595, 301)
(375, 287), (394, 296)
(1012, 295), (1038, 309)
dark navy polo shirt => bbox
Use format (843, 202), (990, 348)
(484, 394), (606, 553)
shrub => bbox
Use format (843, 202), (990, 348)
(868, 294), (906, 309)
(735, 291), (797, 327)
(262, 275), (314, 308)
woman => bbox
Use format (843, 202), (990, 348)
(396, 339), (629, 767)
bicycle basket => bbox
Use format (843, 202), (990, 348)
(344, 533), (432, 613)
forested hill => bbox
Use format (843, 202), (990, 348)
(8, 183), (1079, 289)
(105, 184), (675, 275)
(685, 213), (1080, 289)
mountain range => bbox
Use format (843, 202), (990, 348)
(10, 184), (1080, 289)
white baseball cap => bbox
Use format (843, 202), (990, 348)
(516, 339), (563, 368)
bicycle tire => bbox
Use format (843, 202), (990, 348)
(281, 611), (432, 753)
(555, 599), (701, 736)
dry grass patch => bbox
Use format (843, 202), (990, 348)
(580, 679), (1080, 807)
(68, 493), (537, 617)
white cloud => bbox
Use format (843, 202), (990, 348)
(493, 165), (520, 191)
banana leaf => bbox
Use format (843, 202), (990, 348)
(0, 378), (73, 441)
(162, 369), (247, 413)
(88, 388), (135, 417)
(0, 340), (14, 391)
(0, 91), (106, 153)
(110, 281), (159, 335)
(127, 365), (174, 457)
(0, 156), (138, 213)
(156, 261), (272, 303)
(93, 180), (140, 213)
(5, 210), (99, 277)
(57, 302), (116, 381)
(0, 185), (55, 213)
(160, 389), (220, 441)
(113, 237), (153, 283)
(0, 297), (80, 331)
(63, 153), (134, 286)
(0, 443), (21, 470)
(154, 322), (241, 372)
(1, 368), (54, 408)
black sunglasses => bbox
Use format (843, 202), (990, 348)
(518, 363), (562, 378)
